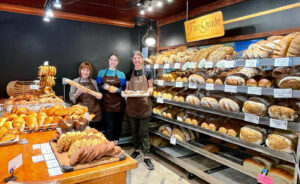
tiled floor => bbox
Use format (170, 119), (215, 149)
(122, 145), (206, 184)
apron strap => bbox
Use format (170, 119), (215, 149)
(103, 69), (109, 77)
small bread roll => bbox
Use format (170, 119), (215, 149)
(246, 78), (257, 87)
(206, 78), (214, 83)
(258, 79), (272, 88)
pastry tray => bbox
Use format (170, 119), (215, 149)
(49, 140), (126, 172)
(4, 102), (64, 112)
(0, 135), (19, 146)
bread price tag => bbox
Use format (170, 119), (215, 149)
(224, 60), (235, 68)
(146, 65), (151, 69)
(48, 167), (63, 177)
(154, 64), (159, 69)
(274, 89), (292, 98)
(170, 134), (176, 145)
(175, 82), (183, 88)
(245, 59), (258, 67)
(157, 98), (164, 104)
(30, 85), (40, 90)
(247, 87), (262, 95)
(224, 85), (237, 93)
(182, 62), (189, 70)
(205, 83), (215, 90)
(205, 62), (214, 68)
(188, 82), (197, 89)
(157, 80), (164, 86)
(32, 155), (44, 163)
(8, 154), (22, 173)
(270, 119), (288, 130)
(164, 63), (170, 69)
(174, 63), (181, 69)
(274, 58), (290, 67)
(189, 62), (197, 69)
(244, 113), (259, 124)
(198, 59), (206, 68)
(257, 173), (273, 184)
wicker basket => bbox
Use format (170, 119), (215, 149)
(7, 80), (38, 97)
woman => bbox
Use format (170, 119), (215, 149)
(125, 51), (154, 170)
(96, 53), (126, 144)
(69, 62), (102, 128)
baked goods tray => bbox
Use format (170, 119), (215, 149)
(152, 97), (300, 131)
(4, 102), (65, 112)
(150, 57), (300, 69)
(49, 141), (126, 172)
(0, 135), (19, 146)
(154, 80), (300, 98)
(151, 115), (296, 163)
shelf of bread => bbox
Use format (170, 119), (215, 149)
(150, 129), (295, 183)
(152, 96), (299, 131)
(151, 113), (296, 163)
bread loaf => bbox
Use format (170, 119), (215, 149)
(201, 97), (219, 109)
(246, 79), (257, 87)
(240, 125), (266, 144)
(243, 158), (265, 173)
(65, 79), (102, 99)
(268, 105), (298, 121)
(266, 130), (298, 153)
(242, 101), (267, 116)
(202, 144), (219, 153)
(186, 95), (201, 105)
(278, 76), (300, 90)
(277, 163), (295, 175)
(287, 34), (300, 57)
(253, 155), (275, 169)
(273, 33), (299, 58)
(159, 124), (172, 137)
(219, 98), (241, 112)
(172, 128), (185, 142)
(225, 73), (247, 86)
(258, 78), (272, 88)
(268, 168), (294, 184)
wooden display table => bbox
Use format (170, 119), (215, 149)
(0, 131), (138, 184)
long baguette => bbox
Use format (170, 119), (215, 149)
(65, 78), (102, 99)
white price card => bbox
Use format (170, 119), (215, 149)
(274, 58), (290, 67)
(170, 134), (176, 145)
(46, 159), (59, 169)
(188, 82), (197, 89)
(157, 80), (164, 86)
(56, 127), (62, 134)
(224, 60), (235, 68)
(245, 59), (258, 67)
(205, 83), (215, 90)
(146, 65), (151, 69)
(43, 153), (56, 161)
(244, 114), (259, 124)
(274, 89), (292, 98)
(182, 62), (190, 70)
(32, 144), (41, 150)
(247, 87), (262, 95)
(270, 118), (288, 130)
(157, 98), (164, 104)
(205, 62), (214, 68)
(164, 63), (170, 69)
(175, 82), (183, 88)
(8, 154), (22, 173)
(189, 62), (197, 69)
(174, 63), (181, 69)
(30, 85), (40, 90)
(224, 85), (237, 93)
(33, 80), (40, 83)
(48, 167), (63, 177)
(32, 155), (44, 163)
(41, 143), (52, 154)
(198, 59), (206, 68)
(154, 64), (159, 69)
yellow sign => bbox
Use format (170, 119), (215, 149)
(184, 11), (225, 42)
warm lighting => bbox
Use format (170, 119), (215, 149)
(147, 6), (153, 12)
(53, 0), (61, 8)
(167, 0), (173, 2)
(145, 37), (156, 47)
(45, 9), (54, 17)
(140, 8), (145, 15)
(137, 2), (141, 7)
(43, 16), (50, 22)
(156, 1), (163, 7)
(142, 26), (158, 48)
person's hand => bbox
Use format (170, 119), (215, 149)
(75, 89), (84, 98)
(147, 88), (153, 96)
(103, 83), (110, 90)
(108, 86), (118, 93)
(95, 93), (103, 100)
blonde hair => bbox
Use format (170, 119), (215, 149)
(132, 51), (143, 59)
(78, 62), (93, 78)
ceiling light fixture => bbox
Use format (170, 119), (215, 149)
(137, 2), (142, 7)
(140, 7), (145, 15)
(53, 0), (62, 9)
(167, 0), (173, 3)
(156, 1), (163, 7)
(147, 5), (153, 12)
(45, 8), (54, 17)
(43, 16), (50, 22)
(142, 25), (158, 48)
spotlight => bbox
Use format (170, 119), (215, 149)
(45, 9), (54, 17)
(167, 0), (173, 2)
(43, 16), (50, 22)
(156, 1), (163, 7)
(53, 0), (61, 9)
(142, 26), (158, 48)
(137, 2), (141, 7)
(147, 6), (153, 12)
(140, 8), (145, 15)
(145, 37), (156, 47)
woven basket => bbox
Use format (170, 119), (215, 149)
(7, 81), (38, 97)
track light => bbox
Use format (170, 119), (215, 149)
(53, 0), (61, 8)
(147, 5), (153, 12)
(156, 1), (163, 7)
(140, 7), (145, 15)
(167, 0), (173, 2)
(45, 9), (54, 17)
(43, 16), (50, 22)
(137, 2), (141, 7)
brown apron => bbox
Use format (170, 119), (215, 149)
(101, 69), (123, 112)
(77, 78), (102, 122)
(126, 68), (152, 118)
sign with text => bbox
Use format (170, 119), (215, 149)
(184, 11), (224, 42)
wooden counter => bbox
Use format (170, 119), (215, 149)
(0, 131), (138, 184)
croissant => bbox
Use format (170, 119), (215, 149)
(16, 107), (29, 115)
(24, 115), (38, 131)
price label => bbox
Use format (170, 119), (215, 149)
(154, 64), (159, 69)
(224, 60), (235, 68)
(274, 89), (292, 98)
(205, 62), (214, 68)
(206, 83), (214, 90)
(224, 85), (237, 93)
(164, 63), (170, 69)
(189, 62), (197, 69)
(8, 154), (22, 173)
(157, 80), (164, 86)
(175, 82), (183, 88)
(188, 82), (197, 89)
(198, 59), (206, 68)
(245, 59), (258, 67)
(182, 62), (189, 70)
(33, 80), (40, 83)
(174, 63), (181, 69)
(157, 98), (164, 104)
(244, 113), (259, 124)
(274, 58), (290, 67)
(257, 174), (273, 184)
(170, 134), (176, 145)
(146, 65), (151, 69)
(30, 85), (40, 90)
(48, 167), (63, 177)
(247, 87), (262, 95)
(56, 127), (62, 134)
(270, 119), (288, 130)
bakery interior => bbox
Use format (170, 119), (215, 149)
(1, 0), (300, 183)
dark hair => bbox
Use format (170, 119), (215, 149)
(108, 53), (119, 60)
(78, 62), (93, 78)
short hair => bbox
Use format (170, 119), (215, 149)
(108, 53), (119, 60)
(78, 62), (93, 78)
(132, 51), (143, 59)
